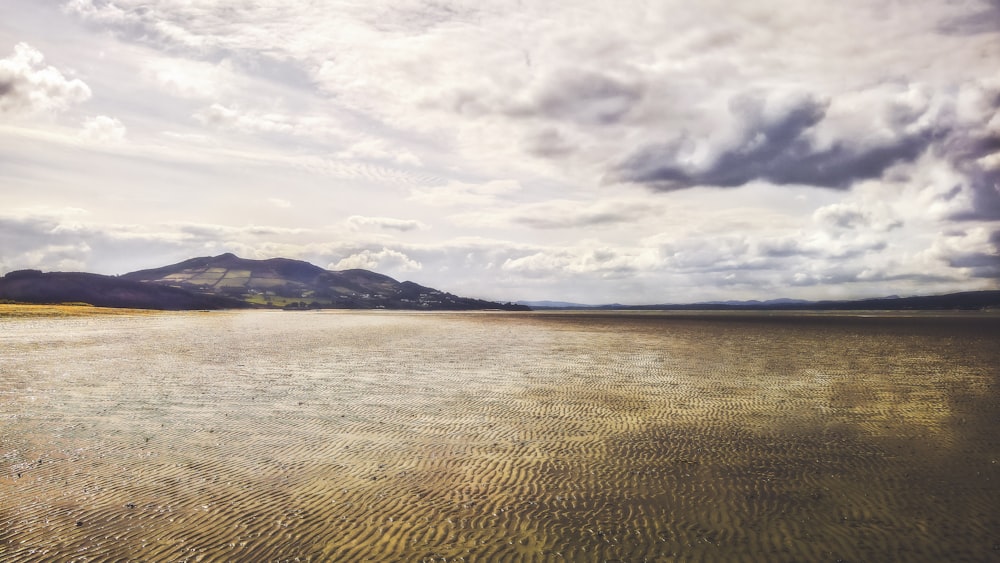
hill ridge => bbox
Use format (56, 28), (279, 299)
(0, 270), (249, 310)
(118, 253), (527, 310)
(520, 290), (1000, 311)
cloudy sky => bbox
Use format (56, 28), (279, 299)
(1, 0), (998, 304)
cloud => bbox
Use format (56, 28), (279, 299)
(79, 115), (126, 143)
(63, 0), (215, 50)
(346, 215), (428, 232)
(521, 127), (576, 158)
(512, 201), (657, 229)
(930, 228), (1000, 280)
(506, 68), (645, 125)
(266, 198), (292, 208)
(501, 243), (658, 279)
(452, 197), (664, 230)
(940, 80), (1000, 220)
(63, 0), (134, 26)
(611, 89), (936, 190)
(0, 207), (92, 273)
(937, 0), (1000, 35)
(3, 0), (995, 304)
(0, 201), (992, 303)
(0, 42), (91, 116)
(0, 207), (319, 276)
(143, 57), (237, 100)
(195, 103), (297, 135)
(336, 138), (423, 167)
(56, 0), (1000, 197)
(3, 242), (91, 273)
(409, 179), (523, 207)
(193, 103), (424, 166)
(331, 248), (422, 272)
(813, 202), (903, 232)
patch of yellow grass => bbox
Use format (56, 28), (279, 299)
(0, 303), (161, 318)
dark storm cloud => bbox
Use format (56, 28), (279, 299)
(612, 92), (935, 191)
(948, 136), (1000, 221)
(957, 168), (1000, 221)
(941, 88), (1000, 221)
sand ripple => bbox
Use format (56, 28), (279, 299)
(2, 311), (998, 561)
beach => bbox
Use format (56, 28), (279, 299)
(2, 310), (998, 561)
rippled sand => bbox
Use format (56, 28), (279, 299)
(2, 310), (998, 561)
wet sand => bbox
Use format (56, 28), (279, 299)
(2, 310), (998, 561)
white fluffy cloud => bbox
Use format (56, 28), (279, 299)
(0, 42), (91, 116)
(143, 57), (237, 100)
(331, 248), (422, 273)
(79, 114), (126, 143)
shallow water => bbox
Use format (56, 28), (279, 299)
(2, 310), (998, 561)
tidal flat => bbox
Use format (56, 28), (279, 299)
(1, 310), (998, 562)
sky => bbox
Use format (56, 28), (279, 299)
(1, 0), (998, 304)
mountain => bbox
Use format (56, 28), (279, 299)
(120, 253), (529, 311)
(515, 300), (602, 308)
(0, 270), (249, 310)
(525, 291), (1000, 311)
(519, 298), (813, 309)
(702, 298), (813, 306)
(6, 253), (996, 312)
(758, 291), (1000, 311)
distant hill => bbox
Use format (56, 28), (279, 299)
(120, 253), (529, 311)
(515, 300), (600, 308)
(6, 253), (995, 312)
(0, 270), (249, 310)
(524, 291), (1000, 311)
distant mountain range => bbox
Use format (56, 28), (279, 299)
(518, 291), (1000, 311)
(3, 253), (997, 312)
(0, 253), (529, 311)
